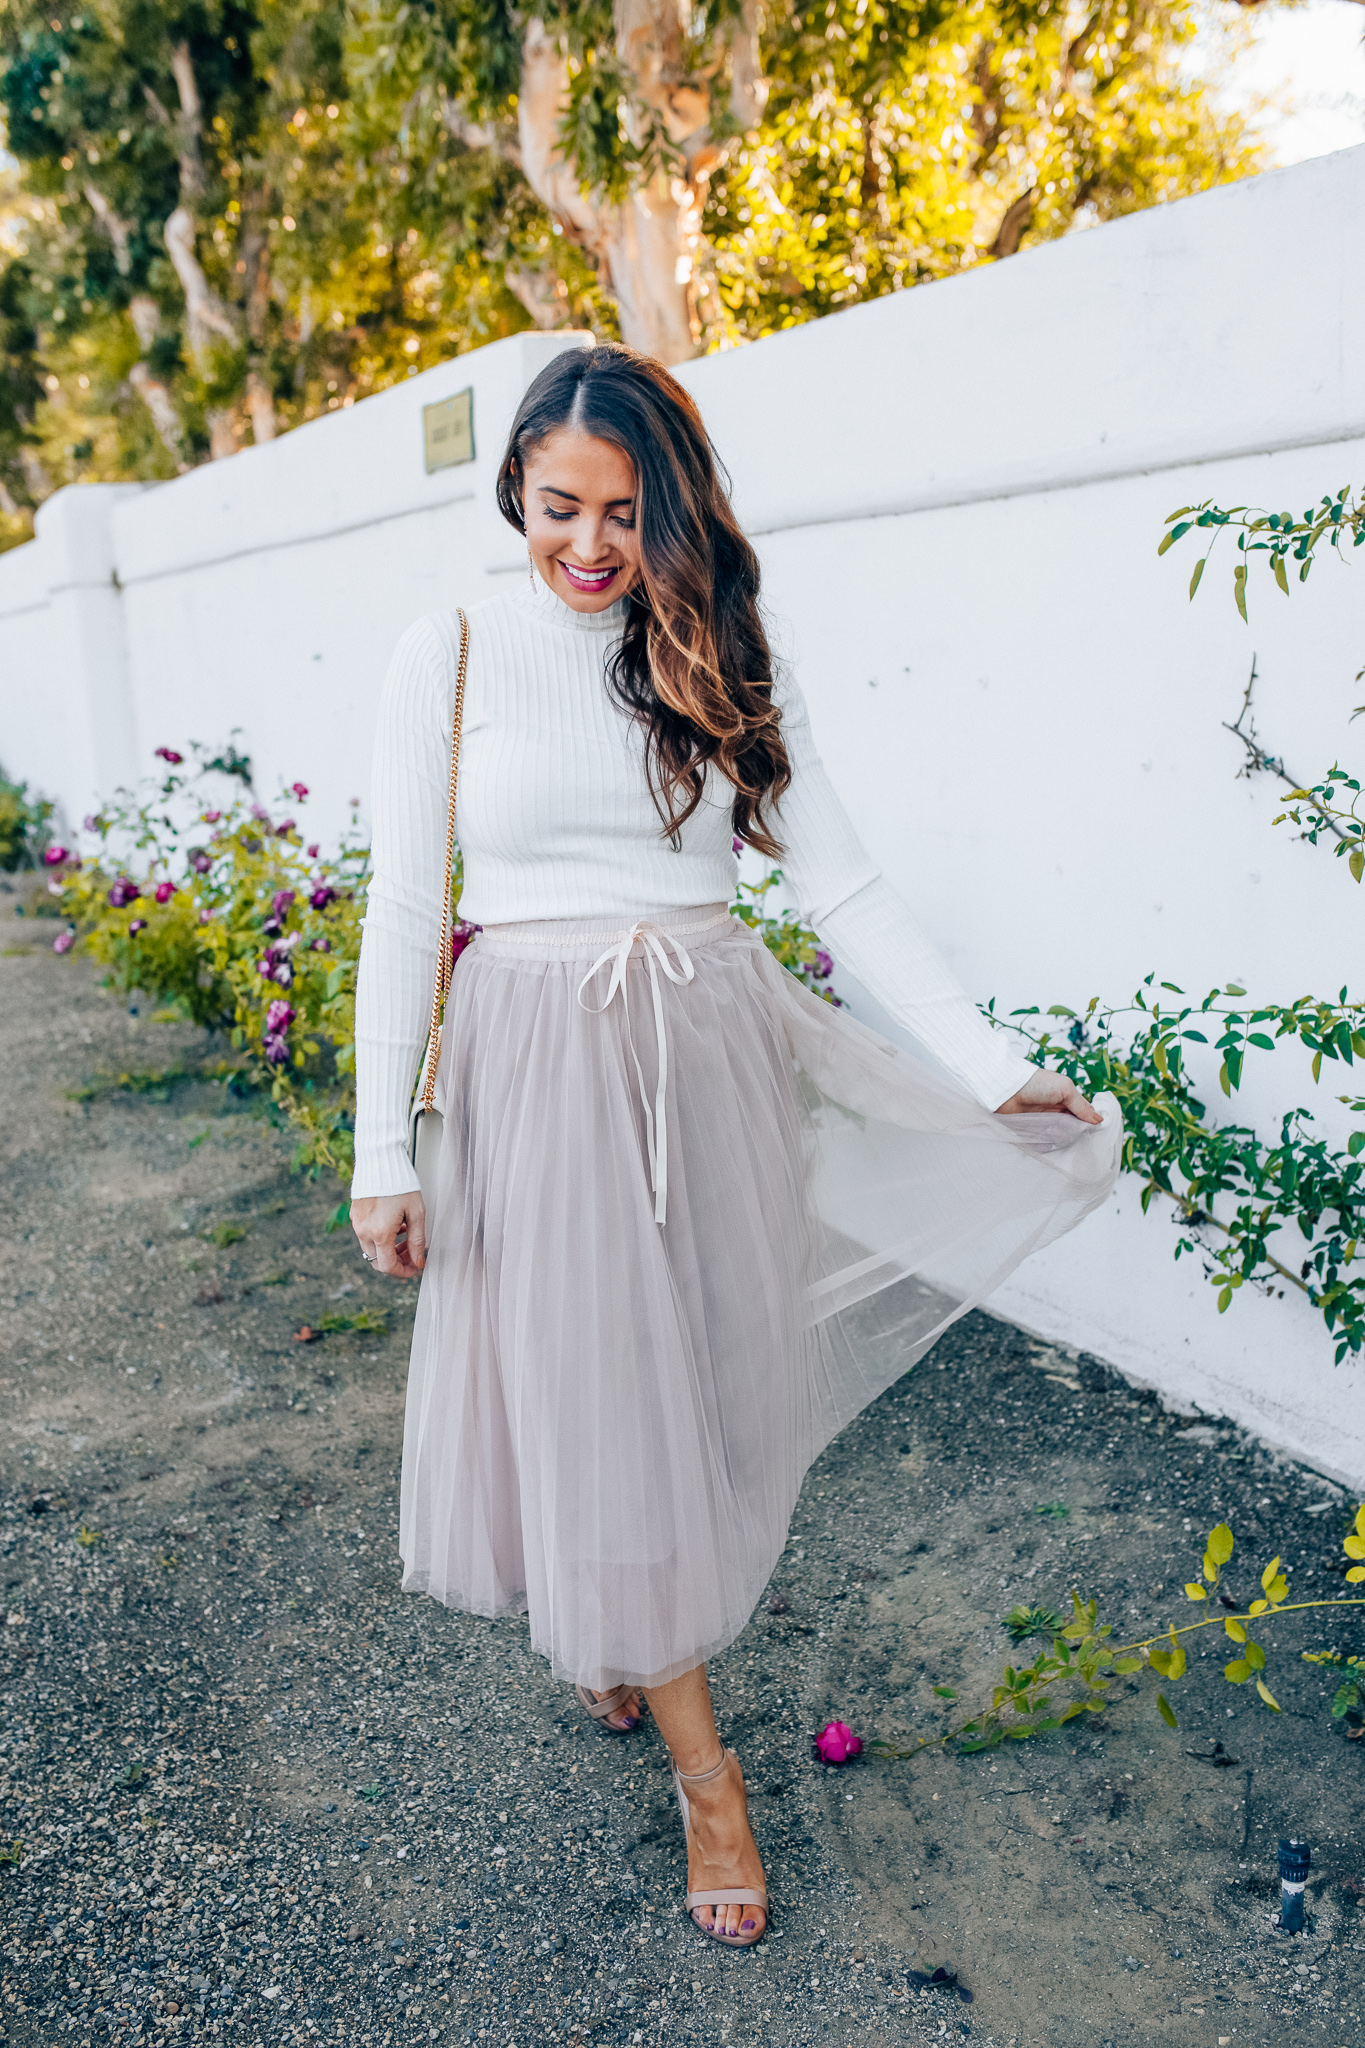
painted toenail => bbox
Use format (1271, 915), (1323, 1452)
(742, 1918), (754, 1929)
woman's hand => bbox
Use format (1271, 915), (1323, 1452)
(350, 1192), (428, 1278)
(995, 1069), (1102, 1124)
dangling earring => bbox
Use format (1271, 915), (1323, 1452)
(527, 545), (536, 592)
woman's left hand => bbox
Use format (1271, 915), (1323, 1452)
(995, 1068), (1102, 1124)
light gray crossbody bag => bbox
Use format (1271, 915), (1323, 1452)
(407, 607), (469, 1199)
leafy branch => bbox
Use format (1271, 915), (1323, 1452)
(870, 1512), (1365, 1758)
(1221, 658), (1364, 881)
(1159, 485), (1364, 621)
(986, 977), (1365, 1359)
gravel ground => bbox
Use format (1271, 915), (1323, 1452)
(2, 895), (1364, 2048)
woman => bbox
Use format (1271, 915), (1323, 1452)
(349, 343), (1118, 1948)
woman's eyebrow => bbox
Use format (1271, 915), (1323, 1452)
(539, 484), (635, 506)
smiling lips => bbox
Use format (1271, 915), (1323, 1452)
(557, 561), (620, 595)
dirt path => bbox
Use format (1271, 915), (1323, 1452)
(1, 898), (1362, 2048)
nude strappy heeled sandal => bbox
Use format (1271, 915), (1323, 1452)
(671, 1747), (768, 1947)
(575, 1683), (641, 1734)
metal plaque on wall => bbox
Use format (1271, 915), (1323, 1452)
(423, 389), (474, 473)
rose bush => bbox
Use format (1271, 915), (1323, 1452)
(59, 752), (376, 1190)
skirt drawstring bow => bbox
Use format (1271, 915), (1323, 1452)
(576, 920), (698, 1226)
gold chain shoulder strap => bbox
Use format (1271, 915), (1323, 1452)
(420, 606), (469, 1115)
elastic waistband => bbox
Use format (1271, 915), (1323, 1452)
(476, 904), (733, 960)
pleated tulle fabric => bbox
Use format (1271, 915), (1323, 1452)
(400, 906), (1121, 1692)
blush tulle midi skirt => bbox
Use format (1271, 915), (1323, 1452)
(400, 903), (1121, 1691)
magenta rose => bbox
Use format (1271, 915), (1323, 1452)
(290, 781), (309, 800)
(107, 879), (140, 909)
(154, 881), (176, 904)
(43, 845), (70, 867)
(814, 1720), (862, 1765)
(154, 746), (184, 765)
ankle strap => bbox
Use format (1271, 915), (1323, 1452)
(673, 1746), (729, 1785)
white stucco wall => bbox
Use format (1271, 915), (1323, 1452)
(2, 146), (1362, 1480)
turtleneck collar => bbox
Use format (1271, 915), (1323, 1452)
(512, 562), (628, 636)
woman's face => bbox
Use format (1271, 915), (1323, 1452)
(522, 428), (641, 613)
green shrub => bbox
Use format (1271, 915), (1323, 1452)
(60, 755), (371, 1183)
(0, 770), (52, 871)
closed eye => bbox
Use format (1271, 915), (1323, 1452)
(543, 509), (636, 528)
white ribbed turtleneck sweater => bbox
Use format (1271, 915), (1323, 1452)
(351, 573), (1035, 1196)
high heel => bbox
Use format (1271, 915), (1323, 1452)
(670, 1747), (768, 1947)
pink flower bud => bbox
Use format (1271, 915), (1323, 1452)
(290, 781), (309, 800)
(154, 881), (176, 904)
(43, 845), (70, 866)
(202, 810), (222, 825)
(814, 1720), (862, 1765)
(306, 843), (319, 858)
(154, 746), (184, 765)
(53, 930), (75, 955)
(128, 918), (147, 936)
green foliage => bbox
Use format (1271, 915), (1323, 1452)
(1004, 1603), (1063, 1644)
(1273, 768), (1365, 887)
(707, 0), (1261, 339)
(989, 980), (1365, 1361)
(1302, 1649), (1365, 1737)
(65, 1062), (215, 1102)
(201, 1221), (248, 1248)
(731, 863), (840, 1002)
(0, 769), (52, 868)
(59, 751), (369, 1183)
(1161, 486), (1365, 622)
(872, 1513), (1365, 1759)
(0, 0), (1264, 489)
(316, 1308), (387, 1334)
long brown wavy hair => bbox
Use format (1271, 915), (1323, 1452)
(496, 343), (790, 857)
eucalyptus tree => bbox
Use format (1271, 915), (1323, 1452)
(0, 0), (1263, 528)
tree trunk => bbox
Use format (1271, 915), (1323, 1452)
(127, 294), (189, 469)
(516, 1), (765, 365)
(240, 209), (278, 445)
(161, 44), (241, 459)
